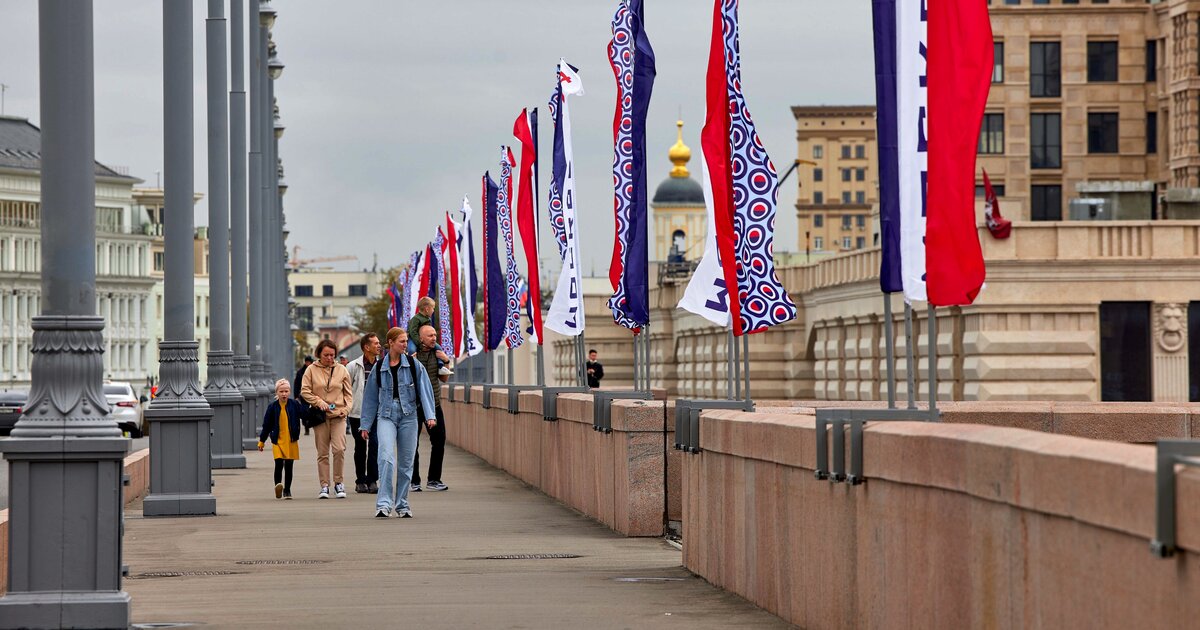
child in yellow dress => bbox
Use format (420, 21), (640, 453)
(259, 378), (304, 499)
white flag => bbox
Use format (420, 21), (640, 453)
(458, 196), (484, 357)
(545, 59), (586, 337)
(678, 158), (730, 326)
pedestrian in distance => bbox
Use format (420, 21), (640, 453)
(359, 327), (437, 519)
(294, 354), (314, 435)
(411, 324), (450, 493)
(587, 349), (605, 388)
(258, 378), (304, 500)
(301, 339), (354, 500)
(347, 333), (381, 494)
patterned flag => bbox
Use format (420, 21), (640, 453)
(513, 108), (544, 345)
(606, 0), (655, 331)
(458, 196), (483, 357)
(545, 59), (586, 337)
(701, 0), (796, 336)
(387, 283), (400, 329)
(483, 172), (505, 352)
(431, 228), (453, 351)
(499, 147), (524, 350)
(444, 212), (464, 356)
(876, 0), (992, 306)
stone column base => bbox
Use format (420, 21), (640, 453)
(0, 590), (131, 630)
(142, 492), (218, 517)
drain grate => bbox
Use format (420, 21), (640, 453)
(128, 570), (239, 579)
(235, 559), (330, 566)
(483, 553), (582, 560)
(613, 577), (686, 582)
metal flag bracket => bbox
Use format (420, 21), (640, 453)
(1150, 439), (1200, 558)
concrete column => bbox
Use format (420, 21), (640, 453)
(205, 0), (245, 470)
(143, 0), (217, 518)
(253, 20), (275, 405)
(229, 0), (255, 449)
(0, 2), (131, 626)
(245, 0), (269, 445)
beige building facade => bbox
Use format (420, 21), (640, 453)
(289, 269), (386, 354)
(793, 106), (877, 255)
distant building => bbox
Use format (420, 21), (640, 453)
(651, 120), (706, 264)
(792, 105), (877, 256)
(0, 115), (156, 392)
(289, 269), (386, 355)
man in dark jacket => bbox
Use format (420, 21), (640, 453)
(586, 349), (604, 388)
(411, 324), (450, 492)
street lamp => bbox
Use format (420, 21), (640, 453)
(258, 1), (276, 29)
(268, 53), (284, 80)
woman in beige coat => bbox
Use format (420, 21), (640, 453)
(301, 339), (354, 499)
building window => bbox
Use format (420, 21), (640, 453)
(993, 42), (1004, 83)
(841, 215), (852, 229)
(322, 285), (334, 297)
(294, 285), (313, 297)
(153, 251), (164, 272)
(1031, 113), (1062, 169)
(1146, 40), (1157, 82)
(813, 168), (823, 182)
(1100, 302), (1151, 402)
(855, 191), (866, 204)
(855, 145), (865, 159)
(842, 237), (852, 249)
(813, 236), (824, 251)
(1030, 42), (1061, 97)
(1030, 185), (1062, 221)
(856, 214), (866, 228)
(978, 113), (1005, 154)
(296, 306), (314, 331)
(856, 237), (866, 249)
(1087, 41), (1118, 82)
(841, 168), (851, 182)
(1146, 111), (1158, 154)
(1087, 112), (1119, 154)
(841, 145), (851, 159)
(855, 168), (865, 182)
(841, 191), (851, 204)
(975, 184), (1006, 197)
(348, 284), (368, 297)
(813, 214), (824, 228)
(813, 145), (823, 159)
(814, 191), (824, 204)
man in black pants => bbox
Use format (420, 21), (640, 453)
(586, 349), (604, 388)
(347, 334), (381, 493)
(411, 324), (450, 492)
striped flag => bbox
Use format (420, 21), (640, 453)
(545, 59), (586, 337)
(513, 108), (543, 345)
(701, 0), (795, 336)
(607, 0), (655, 331)
(432, 228), (453, 351)
(445, 211), (464, 356)
(875, 0), (992, 306)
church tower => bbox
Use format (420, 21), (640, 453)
(651, 120), (706, 263)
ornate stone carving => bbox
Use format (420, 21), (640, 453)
(149, 340), (210, 409)
(1155, 303), (1187, 353)
(204, 349), (243, 401)
(13, 316), (122, 438)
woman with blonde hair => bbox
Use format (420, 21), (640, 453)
(258, 379), (304, 499)
(301, 338), (354, 499)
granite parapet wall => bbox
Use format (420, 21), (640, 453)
(682, 410), (1200, 629)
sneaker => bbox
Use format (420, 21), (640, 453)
(426, 481), (449, 492)
(410, 483), (422, 493)
(334, 483), (347, 499)
(283, 490), (293, 500)
(274, 482), (284, 499)
(367, 482), (379, 493)
(318, 485), (330, 499)
(355, 483), (369, 494)
(399, 508), (413, 518)
(438, 366), (454, 377)
(375, 508), (391, 518)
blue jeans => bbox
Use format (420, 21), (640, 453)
(375, 402), (418, 512)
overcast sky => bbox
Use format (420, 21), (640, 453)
(0, 0), (873, 275)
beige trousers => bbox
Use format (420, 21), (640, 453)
(312, 417), (347, 488)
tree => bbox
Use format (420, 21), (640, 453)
(353, 266), (402, 338)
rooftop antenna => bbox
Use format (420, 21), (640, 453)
(1, 84), (8, 116)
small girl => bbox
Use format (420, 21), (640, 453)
(259, 378), (304, 499)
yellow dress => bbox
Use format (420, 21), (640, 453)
(272, 406), (301, 460)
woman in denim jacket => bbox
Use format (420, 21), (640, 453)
(359, 327), (437, 518)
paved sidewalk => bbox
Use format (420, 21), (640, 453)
(123, 437), (788, 629)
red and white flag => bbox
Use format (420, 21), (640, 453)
(982, 169), (1010, 240)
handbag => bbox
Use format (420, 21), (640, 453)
(300, 366), (336, 428)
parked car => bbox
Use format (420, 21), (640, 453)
(0, 389), (28, 436)
(104, 382), (145, 437)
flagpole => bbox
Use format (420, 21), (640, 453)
(927, 307), (938, 418)
(904, 302), (916, 409)
(883, 292), (896, 408)
(741, 333), (751, 408)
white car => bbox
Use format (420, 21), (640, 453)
(104, 382), (145, 437)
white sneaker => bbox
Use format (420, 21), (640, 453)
(334, 483), (347, 499)
(318, 485), (330, 499)
(399, 508), (413, 518)
(375, 507), (391, 518)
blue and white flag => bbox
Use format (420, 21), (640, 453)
(545, 59), (586, 337)
(678, 158), (729, 327)
(499, 147), (524, 350)
(457, 196), (483, 357)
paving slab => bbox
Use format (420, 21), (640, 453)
(122, 436), (789, 629)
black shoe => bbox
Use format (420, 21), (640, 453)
(355, 483), (369, 494)
(367, 482), (378, 493)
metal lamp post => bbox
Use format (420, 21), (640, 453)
(246, 0), (272, 436)
(230, 0), (257, 446)
(0, 2), (131, 626)
(143, 0), (217, 518)
(265, 41), (287, 380)
(205, 0), (246, 470)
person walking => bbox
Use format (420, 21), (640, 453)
(359, 327), (437, 518)
(258, 378), (304, 500)
(347, 333), (381, 494)
(301, 339), (354, 500)
(586, 349), (605, 388)
(411, 324), (450, 492)
(294, 355), (314, 434)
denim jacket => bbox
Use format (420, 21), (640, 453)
(359, 353), (436, 434)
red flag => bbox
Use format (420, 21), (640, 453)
(418, 243), (433, 302)
(982, 170), (1010, 239)
(444, 213), (463, 356)
(925, 0), (992, 306)
(513, 109), (543, 345)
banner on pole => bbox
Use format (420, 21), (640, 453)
(545, 59), (586, 337)
(514, 108), (544, 345)
(499, 147), (524, 350)
(458, 197), (484, 357)
(483, 173), (504, 352)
